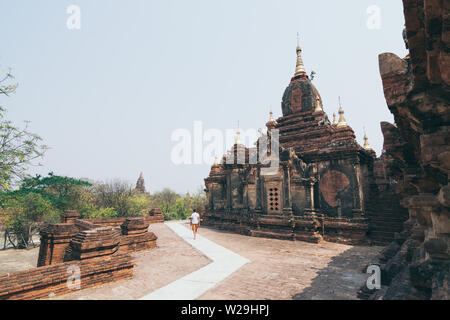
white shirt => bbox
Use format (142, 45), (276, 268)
(190, 212), (200, 224)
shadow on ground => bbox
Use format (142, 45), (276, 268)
(292, 246), (380, 300)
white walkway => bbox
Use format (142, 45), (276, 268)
(140, 221), (250, 300)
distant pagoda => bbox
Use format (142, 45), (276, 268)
(135, 172), (148, 194)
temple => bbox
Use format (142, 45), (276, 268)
(204, 40), (397, 245)
(135, 172), (148, 194)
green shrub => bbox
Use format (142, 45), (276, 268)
(0, 192), (59, 248)
(84, 207), (118, 219)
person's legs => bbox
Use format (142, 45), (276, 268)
(192, 224), (198, 239)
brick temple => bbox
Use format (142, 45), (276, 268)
(204, 40), (406, 245)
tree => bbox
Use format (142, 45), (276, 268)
(0, 192), (59, 248)
(0, 69), (47, 190)
(92, 180), (151, 217)
(14, 173), (92, 212)
(148, 188), (205, 221)
(150, 188), (181, 218)
(174, 197), (189, 219)
(185, 186), (207, 212)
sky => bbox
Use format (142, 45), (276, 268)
(0, 0), (408, 194)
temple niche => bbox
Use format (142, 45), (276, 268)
(204, 40), (387, 245)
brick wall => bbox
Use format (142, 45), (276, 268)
(84, 215), (164, 227)
(0, 252), (135, 300)
(37, 224), (79, 267)
(120, 233), (157, 253)
(0, 212), (161, 300)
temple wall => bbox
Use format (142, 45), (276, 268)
(291, 184), (307, 215)
(204, 156), (370, 244)
(316, 158), (362, 218)
(247, 184), (257, 210)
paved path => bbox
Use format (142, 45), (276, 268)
(44, 222), (381, 300)
(195, 227), (383, 300)
(140, 222), (250, 300)
(51, 223), (211, 300)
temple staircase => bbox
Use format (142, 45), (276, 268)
(366, 190), (409, 246)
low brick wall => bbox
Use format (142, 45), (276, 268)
(0, 212), (162, 300)
(74, 219), (102, 231)
(84, 215), (164, 227)
(0, 252), (135, 300)
(120, 233), (157, 253)
(37, 224), (79, 267)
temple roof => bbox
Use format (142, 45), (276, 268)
(208, 40), (375, 171)
(281, 41), (323, 117)
(276, 42), (373, 160)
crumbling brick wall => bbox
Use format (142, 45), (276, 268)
(0, 252), (135, 300)
(362, 0), (449, 300)
(84, 209), (164, 227)
(0, 210), (162, 300)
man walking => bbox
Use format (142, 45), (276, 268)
(189, 209), (200, 240)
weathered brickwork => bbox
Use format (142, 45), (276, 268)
(84, 210), (164, 227)
(70, 227), (121, 260)
(119, 217), (158, 252)
(0, 209), (162, 300)
(359, 0), (449, 300)
(0, 252), (135, 300)
(37, 224), (79, 267)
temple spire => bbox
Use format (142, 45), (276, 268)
(337, 97), (348, 127)
(294, 33), (307, 77)
(135, 172), (146, 193)
(363, 134), (372, 150)
(363, 128), (372, 150)
(235, 121), (241, 144)
(266, 110), (277, 130)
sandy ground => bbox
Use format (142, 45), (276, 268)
(0, 246), (39, 274)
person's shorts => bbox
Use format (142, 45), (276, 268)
(192, 224), (199, 232)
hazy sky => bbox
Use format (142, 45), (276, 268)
(0, 0), (407, 194)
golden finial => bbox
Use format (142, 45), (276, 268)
(294, 33), (307, 77)
(332, 113), (337, 125)
(363, 128), (372, 150)
(213, 156), (219, 166)
(235, 121), (241, 144)
(337, 97), (347, 127)
(363, 134), (372, 150)
(266, 110), (277, 130)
